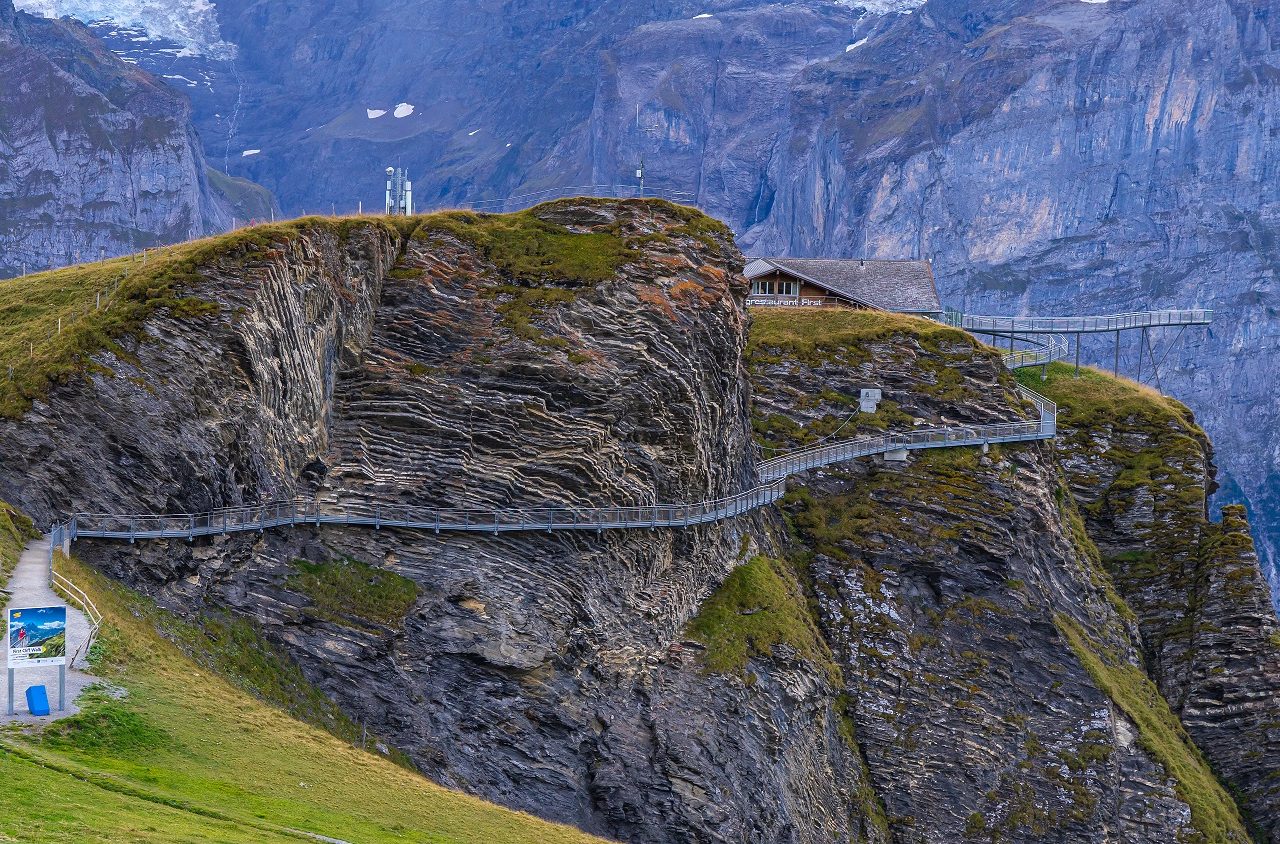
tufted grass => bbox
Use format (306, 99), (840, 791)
(1014, 362), (1196, 431)
(748, 307), (980, 365)
(287, 557), (419, 628)
(0, 552), (611, 844)
(414, 209), (634, 284)
(1055, 614), (1251, 844)
(0, 500), (38, 608)
(686, 555), (836, 680)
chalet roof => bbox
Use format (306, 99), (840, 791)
(745, 258), (942, 314)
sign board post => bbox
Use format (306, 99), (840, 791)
(6, 606), (68, 715)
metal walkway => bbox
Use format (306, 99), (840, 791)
(52, 332), (1064, 544)
(946, 308), (1213, 382)
(947, 309), (1212, 335)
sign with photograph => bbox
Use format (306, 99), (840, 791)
(7, 606), (67, 668)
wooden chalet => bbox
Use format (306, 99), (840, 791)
(744, 257), (943, 317)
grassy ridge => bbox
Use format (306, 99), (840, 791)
(0, 199), (718, 419)
(0, 217), (396, 418)
(0, 553), (610, 844)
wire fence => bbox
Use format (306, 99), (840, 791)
(3, 252), (156, 384)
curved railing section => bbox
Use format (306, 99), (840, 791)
(51, 304), (1092, 543)
(60, 369), (1059, 542)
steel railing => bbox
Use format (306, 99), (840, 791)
(947, 309), (1212, 335)
(60, 384), (1056, 542)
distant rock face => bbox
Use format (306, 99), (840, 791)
(727, 0), (1280, 608)
(0, 0), (268, 278)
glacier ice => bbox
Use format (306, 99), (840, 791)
(14, 0), (237, 58)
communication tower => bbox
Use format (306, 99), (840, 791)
(385, 167), (414, 215)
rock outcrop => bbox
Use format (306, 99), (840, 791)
(1042, 368), (1280, 842)
(0, 201), (1276, 842)
(28, 0), (1280, 602)
(745, 313), (1251, 843)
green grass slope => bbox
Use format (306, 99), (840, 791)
(0, 554), (611, 844)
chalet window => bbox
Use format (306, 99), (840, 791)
(752, 278), (799, 296)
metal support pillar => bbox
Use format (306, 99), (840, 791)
(1136, 327), (1146, 383)
(1074, 332), (1081, 378)
(1114, 329), (1121, 376)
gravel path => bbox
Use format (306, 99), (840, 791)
(3, 537), (96, 723)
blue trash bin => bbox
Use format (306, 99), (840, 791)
(26, 685), (50, 717)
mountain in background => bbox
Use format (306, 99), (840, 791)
(13, 0), (1280, 607)
(0, 0), (271, 278)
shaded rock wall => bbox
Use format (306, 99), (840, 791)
(1046, 371), (1280, 842)
(3, 201), (881, 843)
(0, 219), (399, 522)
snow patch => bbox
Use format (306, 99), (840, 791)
(393, 102), (415, 119)
(692, 12), (713, 18)
(14, 0), (237, 57)
(845, 38), (868, 51)
(241, 149), (260, 157)
(1079, 0), (1109, 3)
(366, 109), (387, 119)
(468, 129), (480, 136)
(161, 73), (196, 86)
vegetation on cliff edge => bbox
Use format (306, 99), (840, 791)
(0, 217), (397, 419)
(686, 554), (836, 679)
(1055, 613), (1250, 843)
(287, 556), (419, 628)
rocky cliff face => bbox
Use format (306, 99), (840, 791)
(1, 202), (1276, 842)
(728, 0), (1280, 608)
(39, 0), (1280, 604)
(3, 200), (879, 843)
(746, 315), (1253, 843)
(1041, 368), (1280, 842)
(0, 0), (270, 279)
